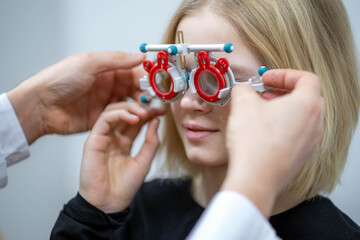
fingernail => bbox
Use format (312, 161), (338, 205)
(152, 118), (160, 125)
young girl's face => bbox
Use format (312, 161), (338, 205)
(171, 8), (262, 166)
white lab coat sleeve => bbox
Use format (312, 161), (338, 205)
(0, 93), (30, 188)
(187, 190), (281, 240)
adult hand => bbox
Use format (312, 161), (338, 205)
(222, 69), (325, 217)
(7, 51), (146, 144)
(79, 102), (166, 213)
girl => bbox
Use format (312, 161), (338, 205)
(52, 0), (360, 239)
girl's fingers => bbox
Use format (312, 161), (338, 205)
(92, 101), (166, 146)
(105, 102), (166, 120)
(104, 101), (148, 117)
(134, 118), (160, 172)
(122, 107), (166, 141)
(91, 109), (139, 136)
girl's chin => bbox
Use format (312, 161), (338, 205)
(186, 154), (228, 167)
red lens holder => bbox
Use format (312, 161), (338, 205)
(143, 51), (177, 100)
(193, 51), (229, 102)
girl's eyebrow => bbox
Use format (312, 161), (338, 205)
(230, 65), (256, 76)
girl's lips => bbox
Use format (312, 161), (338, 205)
(185, 129), (218, 141)
(183, 123), (219, 141)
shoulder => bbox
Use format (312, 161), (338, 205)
(126, 178), (203, 239)
(270, 196), (360, 240)
(133, 178), (202, 212)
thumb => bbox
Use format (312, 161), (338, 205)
(231, 83), (260, 105)
(78, 51), (146, 75)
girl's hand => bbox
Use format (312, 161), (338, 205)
(79, 102), (166, 213)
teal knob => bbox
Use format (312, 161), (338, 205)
(140, 95), (149, 103)
(258, 66), (269, 76)
(168, 45), (178, 55)
(224, 43), (234, 53)
(140, 43), (148, 53)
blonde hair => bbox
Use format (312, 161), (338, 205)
(158, 0), (360, 200)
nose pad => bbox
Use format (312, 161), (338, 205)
(180, 89), (212, 113)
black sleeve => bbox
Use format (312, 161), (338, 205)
(50, 193), (130, 240)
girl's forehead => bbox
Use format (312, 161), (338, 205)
(177, 14), (261, 74)
(177, 11), (236, 43)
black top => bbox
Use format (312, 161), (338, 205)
(51, 178), (360, 240)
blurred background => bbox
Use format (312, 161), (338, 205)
(0, 1), (359, 239)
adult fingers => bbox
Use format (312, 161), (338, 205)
(75, 51), (146, 75)
(113, 67), (147, 101)
(231, 83), (263, 106)
(113, 67), (145, 88)
(262, 69), (321, 96)
(260, 89), (289, 100)
(227, 84), (263, 146)
(130, 67), (148, 101)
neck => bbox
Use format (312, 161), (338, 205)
(191, 164), (228, 207)
(190, 164), (305, 214)
(271, 192), (306, 216)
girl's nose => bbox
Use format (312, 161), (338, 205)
(179, 90), (212, 113)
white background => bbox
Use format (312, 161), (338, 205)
(0, 1), (359, 239)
